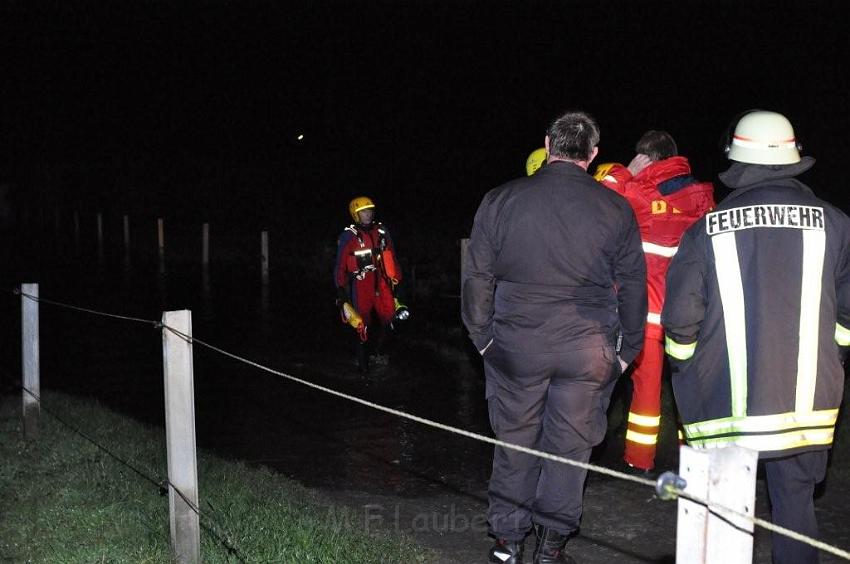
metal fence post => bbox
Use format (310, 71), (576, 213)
(162, 310), (200, 564)
(21, 283), (40, 440)
(676, 445), (758, 563)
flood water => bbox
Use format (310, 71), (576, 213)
(6, 223), (850, 563)
(3, 230), (501, 502)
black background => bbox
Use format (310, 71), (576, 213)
(2, 0), (848, 246)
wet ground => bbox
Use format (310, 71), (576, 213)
(3, 240), (850, 563)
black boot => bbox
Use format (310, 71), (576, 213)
(532, 525), (576, 564)
(488, 538), (524, 564)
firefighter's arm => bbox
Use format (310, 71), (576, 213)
(333, 232), (355, 289)
(462, 197), (497, 354)
(382, 228), (402, 285)
(661, 226), (707, 360)
(613, 207), (648, 364)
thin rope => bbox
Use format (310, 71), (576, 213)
(16, 289), (159, 327)
(160, 324), (850, 560)
(6, 283), (847, 560)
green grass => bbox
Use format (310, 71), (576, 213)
(0, 391), (435, 563)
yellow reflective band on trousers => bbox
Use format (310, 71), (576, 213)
(664, 336), (695, 360)
(837, 322), (850, 346)
(628, 412), (661, 427)
(626, 429), (658, 445)
(683, 409), (839, 452)
(712, 232), (748, 417)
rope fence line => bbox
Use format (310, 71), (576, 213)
(9, 288), (850, 561)
(14, 288), (161, 328)
(16, 383), (247, 563)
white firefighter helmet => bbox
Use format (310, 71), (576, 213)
(727, 111), (801, 165)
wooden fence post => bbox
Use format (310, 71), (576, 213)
(260, 230), (269, 285)
(157, 218), (166, 273)
(201, 223), (210, 268)
(162, 310), (201, 564)
(676, 445), (758, 563)
(73, 211), (80, 249)
(96, 212), (104, 261)
(21, 283), (40, 440)
(123, 214), (131, 267)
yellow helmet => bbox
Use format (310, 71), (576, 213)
(348, 196), (375, 222)
(592, 162), (622, 182)
(525, 148), (547, 176)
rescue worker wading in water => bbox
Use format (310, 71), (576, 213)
(334, 196), (405, 373)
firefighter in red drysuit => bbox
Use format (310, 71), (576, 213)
(595, 131), (714, 473)
(334, 196), (405, 373)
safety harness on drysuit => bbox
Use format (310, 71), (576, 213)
(343, 222), (400, 291)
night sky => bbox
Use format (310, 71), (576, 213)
(2, 1), (848, 242)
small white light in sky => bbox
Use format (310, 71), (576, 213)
(297, 134), (304, 141)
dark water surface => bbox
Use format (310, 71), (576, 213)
(6, 243), (498, 501)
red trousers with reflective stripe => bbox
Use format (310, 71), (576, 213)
(624, 336), (665, 470)
(352, 271), (395, 339)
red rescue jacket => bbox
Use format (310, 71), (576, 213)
(601, 157), (715, 339)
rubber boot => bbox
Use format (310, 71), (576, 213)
(532, 525), (576, 564)
(488, 538), (524, 564)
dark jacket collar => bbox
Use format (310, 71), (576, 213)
(718, 156), (815, 189)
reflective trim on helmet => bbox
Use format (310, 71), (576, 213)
(836, 322), (850, 346)
(354, 204), (375, 213)
(642, 241), (678, 257)
(712, 231), (748, 418)
(796, 230), (826, 413)
(665, 336), (696, 360)
(628, 412), (661, 427)
(626, 429), (658, 445)
(647, 312), (661, 325)
(732, 134), (797, 150)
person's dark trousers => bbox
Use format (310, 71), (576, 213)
(484, 341), (619, 540)
(763, 450), (828, 564)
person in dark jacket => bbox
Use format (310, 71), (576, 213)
(662, 110), (850, 564)
(463, 110), (647, 564)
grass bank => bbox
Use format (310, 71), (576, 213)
(0, 391), (435, 563)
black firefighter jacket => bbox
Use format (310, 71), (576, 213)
(662, 167), (850, 459)
(462, 160), (647, 363)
